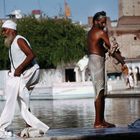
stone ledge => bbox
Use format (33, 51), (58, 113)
(3, 127), (140, 139)
(106, 93), (140, 98)
(44, 127), (140, 140)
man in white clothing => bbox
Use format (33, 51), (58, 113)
(0, 20), (49, 138)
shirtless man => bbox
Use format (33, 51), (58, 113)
(87, 11), (128, 128)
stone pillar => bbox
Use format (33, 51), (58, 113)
(133, 67), (138, 87)
(81, 69), (86, 82)
(127, 67), (134, 88)
(74, 67), (81, 82)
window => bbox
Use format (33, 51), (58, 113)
(134, 36), (137, 40)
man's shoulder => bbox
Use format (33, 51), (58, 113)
(16, 35), (25, 39)
(91, 27), (105, 35)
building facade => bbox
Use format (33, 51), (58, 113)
(119, 0), (140, 17)
(106, 0), (140, 75)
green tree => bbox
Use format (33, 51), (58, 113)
(0, 35), (9, 70)
(0, 17), (87, 69)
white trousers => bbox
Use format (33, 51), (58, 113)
(0, 64), (49, 133)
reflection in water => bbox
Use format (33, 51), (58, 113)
(0, 98), (140, 132)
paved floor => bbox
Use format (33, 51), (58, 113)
(3, 127), (140, 140)
(46, 127), (140, 140)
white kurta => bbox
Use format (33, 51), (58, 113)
(0, 64), (49, 133)
(0, 35), (49, 135)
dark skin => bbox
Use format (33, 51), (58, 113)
(88, 17), (127, 128)
(15, 38), (36, 76)
(88, 18), (126, 66)
(87, 17), (110, 57)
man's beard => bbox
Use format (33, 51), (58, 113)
(4, 35), (14, 48)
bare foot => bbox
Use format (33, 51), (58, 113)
(94, 121), (115, 128)
(94, 123), (110, 128)
(103, 121), (116, 128)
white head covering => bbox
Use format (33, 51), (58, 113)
(2, 20), (17, 30)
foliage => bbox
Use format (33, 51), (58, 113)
(0, 17), (87, 69)
(0, 35), (9, 70)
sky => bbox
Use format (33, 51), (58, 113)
(0, 0), (118, 24)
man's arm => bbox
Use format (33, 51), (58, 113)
(101, 32), (125, 64)
(101, 31), (128, 75)
(100, 31), (111, 50)
(14, 38), (36, 76)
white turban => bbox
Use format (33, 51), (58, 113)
(2, 20), (17, 30)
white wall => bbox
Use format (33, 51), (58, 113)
(0, 70), (7, 89)
(38, 69), (63, 87)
